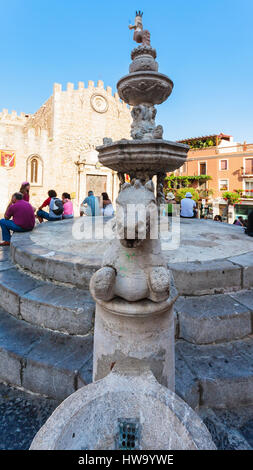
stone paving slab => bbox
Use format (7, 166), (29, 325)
(175, 293), (252, 344)
(176, 337), (253, 408)
(0, 383), (58, 450)
(0, 309), (93, 400)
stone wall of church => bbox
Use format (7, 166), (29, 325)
(0, 80), (131, 214)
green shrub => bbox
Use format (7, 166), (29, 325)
(175, 187), (199, 202)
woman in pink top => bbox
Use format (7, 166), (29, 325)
(62, 193), (74, 219)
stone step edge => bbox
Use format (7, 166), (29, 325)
(0, 264), (95, 336)
(2, 340), (253, 407)
(174, 291), (253, 345)
(0, 310), (93, 401)
(11, 241), (99, 290)
(0, 308), (253, 406)
(11, 237), (253, 294)
(175, 336), (253, 410)
(168, 253), (253, 296)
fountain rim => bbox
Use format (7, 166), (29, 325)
(117, 70), (174, 87)
(96, 138), (189, 152)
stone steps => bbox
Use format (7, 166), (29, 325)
(174, 291), (253, 344)
(1, 301), (253, 408)
(0, 255), (95, 335)
(0, 307), (93, 400)
(175, 336), (253, 410)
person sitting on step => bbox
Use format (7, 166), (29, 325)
(0, 192), (35, 246)
(37, 190), (63, 222)
(62, 192), (74, 219)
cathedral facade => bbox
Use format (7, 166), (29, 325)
(0, 80), (131, 213)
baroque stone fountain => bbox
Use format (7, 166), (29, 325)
(30, 12), (215, 451)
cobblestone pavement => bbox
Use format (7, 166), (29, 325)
(0, 382), (253, 450)
(0, 383), (58, 450)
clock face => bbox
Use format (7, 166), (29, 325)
(90, 94), (108, 113)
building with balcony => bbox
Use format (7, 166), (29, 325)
(174, 133), (253, 221)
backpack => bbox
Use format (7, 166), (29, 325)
(51, 198), (63, 216)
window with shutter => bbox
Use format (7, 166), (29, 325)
(245, 158), (253, 174)
(220, 160), (227, 170)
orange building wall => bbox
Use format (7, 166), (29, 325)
(179, 151), (247, 198)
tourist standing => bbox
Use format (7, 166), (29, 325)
(62, 193), (74, 219)
(0, 192), (35, 246)
(80, 190), (100, 217)
(180, 192), (197, 218)
(165, 192), (176, 216)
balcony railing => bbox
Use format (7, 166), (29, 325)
(240, 190), (253, 199)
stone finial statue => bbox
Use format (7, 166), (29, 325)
(128, 11), (151, 46)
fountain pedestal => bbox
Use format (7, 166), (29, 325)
(92, 293), (177, 390)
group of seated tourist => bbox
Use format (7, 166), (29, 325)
(0, 182), (114, 246)
(0, 182), (74, 246)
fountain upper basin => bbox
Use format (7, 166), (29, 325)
(97, 139), (188, 175)
(117, 71), (173, 106)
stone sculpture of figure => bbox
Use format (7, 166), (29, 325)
(90, 179), (171, 303)
(131, 105), (164, 140)
(128, 11), (151, 46)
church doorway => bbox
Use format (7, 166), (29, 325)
(86, 174), (107, 198)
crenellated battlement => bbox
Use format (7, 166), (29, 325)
(52, 80), (129, 109)
(0, 109), (30, 123)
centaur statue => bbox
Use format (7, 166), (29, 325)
(128, 11), (151, 46)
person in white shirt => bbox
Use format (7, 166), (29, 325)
(180, 192), (197, 218)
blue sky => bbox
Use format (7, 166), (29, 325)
(1, 0), (253, 142)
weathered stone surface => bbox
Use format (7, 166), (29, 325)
(92, 295), (176, 391)
(229, 289), (253, 313)
(175, 349), (200, 410)
(175, 293), (252, 344)
(0, 308), (93, 399)
(23, 333), (93, 400)
(0, 308), (43, 385)
(21, 284), (94, 335)
(229, 253), (253, 289)
(199, 408), (252, 450)
(12, 244), (99, 290)
(0, 260), (14, 271)
(0, 263), (94, 334)
(176, 338), (253, 408)
(0, 268), (42, 317)
(169, 260), (242, 296)
(30, 365), (215, 450)
(0, 249), (11, 262)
